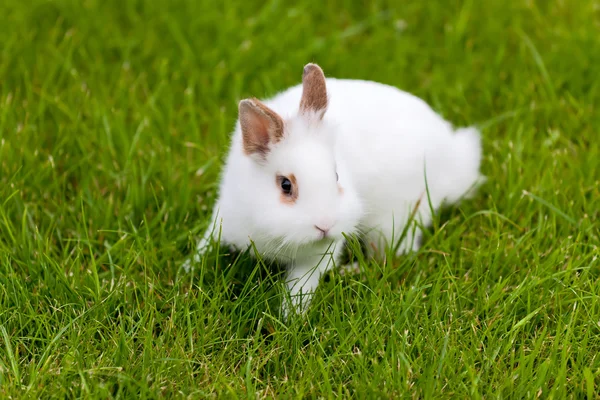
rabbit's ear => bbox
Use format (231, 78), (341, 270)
(299, 63), (328, 119)
(239, 98), (284, 158)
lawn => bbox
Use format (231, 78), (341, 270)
(1, 0), (599, 397)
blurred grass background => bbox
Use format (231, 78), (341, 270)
(0, 0), (599, 397)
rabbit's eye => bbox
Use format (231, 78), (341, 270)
(281, 178), (292, 194)
(277, 174), (297, 203)
(336, 172), (339, 181)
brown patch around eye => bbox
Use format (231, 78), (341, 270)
(277, 174), (298, 204)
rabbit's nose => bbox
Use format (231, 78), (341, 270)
(315, 225), (330, 237)
(315, 225), (329, 237)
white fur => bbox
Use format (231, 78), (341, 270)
(189, 75), (483, 317)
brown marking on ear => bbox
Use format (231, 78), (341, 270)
(299, 63), (328, 118)
(239, 98), (284, 158)
(277, 173), (298, 205)
(338, 184), (344, 195)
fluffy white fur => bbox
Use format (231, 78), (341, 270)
(189, 64), (483, 317)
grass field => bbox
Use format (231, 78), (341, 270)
(1, 0), (599, 397)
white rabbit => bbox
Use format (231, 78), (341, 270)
(188, 63), (483, 317)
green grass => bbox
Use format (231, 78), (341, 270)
(1, 0), (599, 397)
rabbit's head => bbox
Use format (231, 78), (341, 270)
(236, 64), (362, 247)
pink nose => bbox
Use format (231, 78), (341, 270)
(315, 225), (330, 237)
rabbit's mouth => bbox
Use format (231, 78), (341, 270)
(312, 234), (338, 246)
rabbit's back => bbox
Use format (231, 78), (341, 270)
(266, 78), (479, 210)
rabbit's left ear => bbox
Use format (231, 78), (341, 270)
(299, 63), (328, 120)
(239, 98), (284, 159)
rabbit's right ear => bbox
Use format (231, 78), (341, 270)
(239, 98), (284, 159)
(300, 63), (328, 120)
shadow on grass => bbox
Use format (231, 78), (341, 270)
(179, 202), (476, 340)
